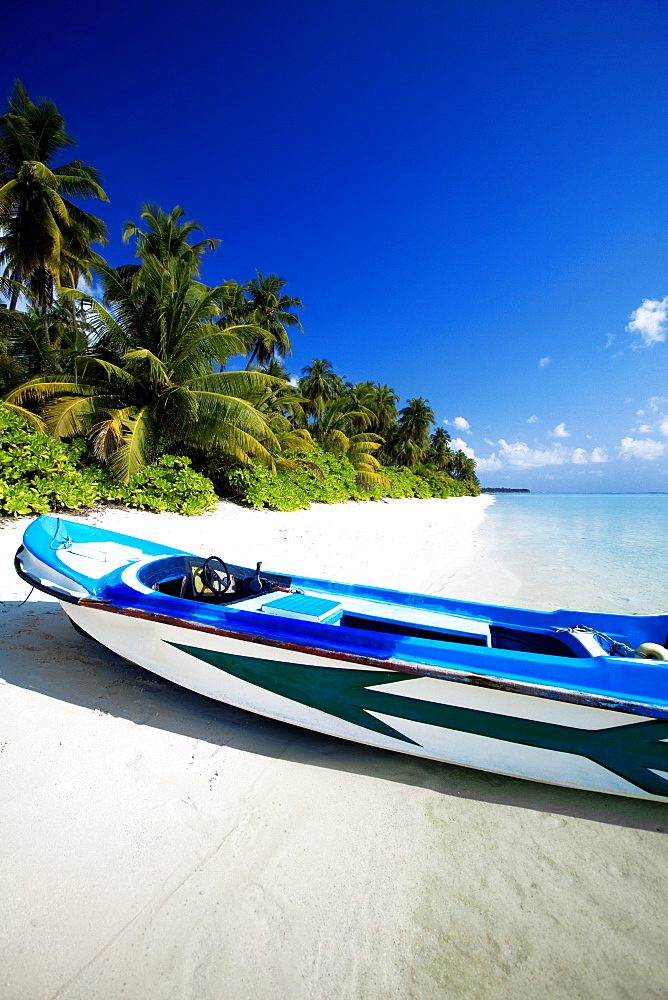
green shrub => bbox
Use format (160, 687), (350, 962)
(0, 405), (106, 516)
(222, 445), (368, 511)
(104, 455), (218, 515)
(0, 402), (477, 519)
(221, 443), (479, 511)
(0, 405), (218, 517)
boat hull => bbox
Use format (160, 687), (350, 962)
(63, 600), (668, 802)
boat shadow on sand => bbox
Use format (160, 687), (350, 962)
(3, 599), (667, 834)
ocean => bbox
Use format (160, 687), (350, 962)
(474, 493), (667, 615)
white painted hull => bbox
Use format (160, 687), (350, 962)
(63, 603), (668, 802)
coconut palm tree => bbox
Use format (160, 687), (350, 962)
(258, 359), (291, 381)
(7, 246), (280, 481)
(429, 426), (453, 470)
(243, 272), (303, 367)
(217, 279), (251, 335)
(0, 298), (90, 378)
(387, 396), (435, 467)
(122, 204), (218, 273)
(309, 393), (388, 489)
(351, 381), (399, 437)
(0, 81), (108, 314)
(298, 358), (345, 419)
(448, 449), (479, 486)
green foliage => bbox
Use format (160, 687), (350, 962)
(7, 209), (281, 483)
(223, 444), (366, 511)
(102, 455), (218, 515)
(0, 402), (103, 515)
(0, 405), (217, 517)
(411, 465), (480, 498)
(220, 443), (479, 511)
(0, 81), (108, 312)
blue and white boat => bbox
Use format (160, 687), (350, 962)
(15, 514), (668, 801)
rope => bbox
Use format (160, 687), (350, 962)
(556, 624), (640, 658)
(49, 517), (72, 551)
(17, 586), (35, 607)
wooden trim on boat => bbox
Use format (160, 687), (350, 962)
(75, 598), (668, 722)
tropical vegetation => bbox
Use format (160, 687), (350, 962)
(0, 81), (479, 515)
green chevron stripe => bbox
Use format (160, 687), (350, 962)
(168, 642), (668, 796)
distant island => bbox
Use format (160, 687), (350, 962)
(481, 488), (530, 494)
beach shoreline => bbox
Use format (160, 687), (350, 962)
(2, 496), (668, 1000)
(3, 493), (497, 602)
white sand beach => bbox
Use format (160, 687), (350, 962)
(1, 496), (667, 1000)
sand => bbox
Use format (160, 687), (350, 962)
(1, 496), (667, 1000)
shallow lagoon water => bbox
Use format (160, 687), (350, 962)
(474, 493), (667, 615)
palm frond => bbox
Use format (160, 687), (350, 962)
(1, 400), (47, 431)
(107, 406), (155, 482)
(89, 408), (130, 461)
(43, 393), (99, 438)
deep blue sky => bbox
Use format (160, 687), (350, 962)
(7, 0), (668, 489)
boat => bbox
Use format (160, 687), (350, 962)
(14, 513), (668, 801)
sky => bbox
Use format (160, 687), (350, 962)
(6, 0), (668, 491)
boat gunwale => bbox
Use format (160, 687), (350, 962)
(71, 596), (668, 722)
(15, 543), (668, 722)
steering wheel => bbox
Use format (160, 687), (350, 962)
(202, 556), (231, 598)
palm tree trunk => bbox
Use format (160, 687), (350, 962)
(42, 308), (51, 350)
(70, 272), (80, 341)
(8, 267), (22, 311)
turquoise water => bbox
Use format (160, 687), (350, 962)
(475, 493), (668, 614)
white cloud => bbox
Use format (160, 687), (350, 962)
(445, 416), (471, 433)
(617, 437), (667, 461)
(548, 422), (570, 439)
(604, 333), (616, 349)
(475, 453), (503, 472)
(571, 446), (607, 464)
(473, 439), (608, 472)
(526, 414), (539, 424)
(449, 437), (475, 458)
(631, 397), (668, 437)
(626, 297), (668, 347)
(538, 356), (551, 368)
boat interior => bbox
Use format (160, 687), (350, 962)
(138, 554), (606, 659)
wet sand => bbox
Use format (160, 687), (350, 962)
(1, 497), (667, 1000)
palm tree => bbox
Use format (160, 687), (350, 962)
(448, 449), (479, 486)
(217, 279), (251, 335)
(298, 358), (344, 418)
(0, 81), (108, 315)
(0, 297), (98, 428)
(7, 231), (280, 481)
(309, 393), (388, 489)
(243, 272), (303, 367)
(429, 426), (452, 470)
(387, 396), (435, 467)
(0, 298), (90, 377)
(354, 381), (399, 437)
(122, 204), (218, 272)
(256, 359), (291, 381)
